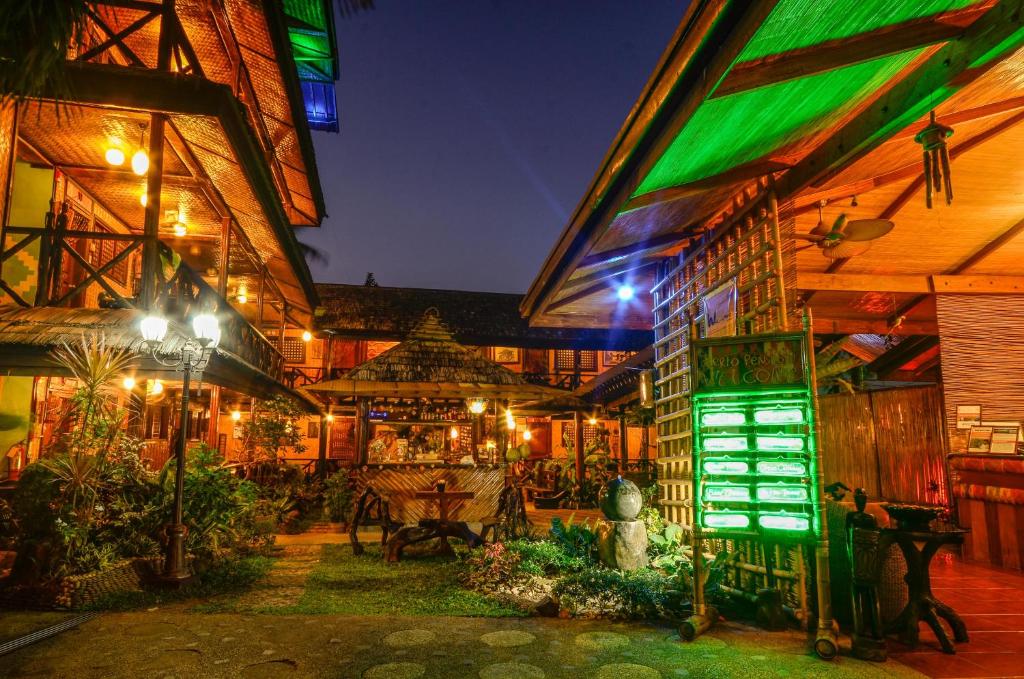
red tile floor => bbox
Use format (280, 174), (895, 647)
(888, 551), (1024, 678)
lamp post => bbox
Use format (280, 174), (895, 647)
(139, 311), (220, 583)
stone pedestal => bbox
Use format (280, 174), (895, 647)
(597, 519), (649, 571)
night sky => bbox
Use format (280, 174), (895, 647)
(298, 1), (686, 294)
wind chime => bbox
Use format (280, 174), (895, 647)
(914, 111), (954, 209)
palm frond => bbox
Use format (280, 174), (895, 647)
(0, 0), (89, 105)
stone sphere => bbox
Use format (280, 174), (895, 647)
(599, 476), (643, 521)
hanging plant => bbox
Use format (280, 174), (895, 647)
(914, 111), (954, 209)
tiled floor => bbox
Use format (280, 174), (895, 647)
(888, 551), (1024, 678)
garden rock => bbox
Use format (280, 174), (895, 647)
(596, 520), (648, 571)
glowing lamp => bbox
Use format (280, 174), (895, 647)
(522, 429), (532, 441)
(139, 314), (168, 345)
(149, 379), (164, 396)
(450, 426), (459, 440)
(757, 485), (808, 503)
(704, 459), (749, 475)
(325, 414), (334, 423)
(704, 484), (750, 502)
(131, 149), (149, 176)
(588, 416), (598, 426)
(759, 514), (810, 532)
(105, 147), (125, 166)
(122, 376), (136, 390)
(704, 436), (748, 452)
(705, 512), (750, 529)
(236, 284), (248, 304)
(140, 192), (148, 207)
(172, 221), (186, 237)
(192, 313), (220, 348)
(756, 459), (806, 477)
(485, 439), (496, 450)
(701, 411), (746, 427)
(617, 285), (635, 301)
(505, 409), (515, 430)
(231, 410), (242, 421)
(754, 408), (803, 425)
(468, 399), (486, 415)
(302, 330), (313, 343)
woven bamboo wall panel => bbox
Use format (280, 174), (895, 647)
(872, 386), (949, 506)
(0, 104), (14, 237)
(819, 392), (881, 497)
(936, 294), (1024, 452)
(353, 465), (505, 524)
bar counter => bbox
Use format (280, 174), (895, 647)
(950, 454), (1024, 570)
(352, 462), (506, 524)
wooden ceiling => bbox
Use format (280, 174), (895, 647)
(524, 0), (1024, 337)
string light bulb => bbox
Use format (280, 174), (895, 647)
(522, 429), (532, 441)
(131, 123), (149, 176)
(325, 414), (334, 423)
(588, 416), (598, 426)
(231, 410), (242, 421)
(302, 330), (313, 342)
(105, 147), (125, 166)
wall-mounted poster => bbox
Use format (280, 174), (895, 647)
(967, 426), (994, 453)
(493, 347), (520, 364)
(603, 350), (636, 366)
(985, 421), (1021, 454)
(703, 280), (737, 338)
(956, 404), (982, 430)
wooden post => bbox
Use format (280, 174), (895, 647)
(354, 398), (370, 466)
(317, 412), (329, 479)
(206, 385), (220, 450)
(217, 217), (231, 298)
(573, 410), (584, 483)
(618, 410), (628, 463)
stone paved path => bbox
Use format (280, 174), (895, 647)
(0, 611), (924, 679)
(233, 544), (323, 610)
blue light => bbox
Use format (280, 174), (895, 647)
(617, 285), (635, 301)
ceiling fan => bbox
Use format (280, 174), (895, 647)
(795, 207), (894, 259)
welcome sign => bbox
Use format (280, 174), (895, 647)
(693, 334), (805, 391)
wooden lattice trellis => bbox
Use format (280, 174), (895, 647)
(652, 182), (810, 619)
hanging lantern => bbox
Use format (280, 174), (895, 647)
(914, 111), (954, 209)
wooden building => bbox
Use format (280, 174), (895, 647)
(0, 0), (338, 478)
(523, 0), (1024, 581)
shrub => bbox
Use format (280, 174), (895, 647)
(322, 471), (355, 524)
(549, 516), (597, 561)
(505, 538), (588, 576)
(553, 566), (684, 619)
(460, 542), (524, 591)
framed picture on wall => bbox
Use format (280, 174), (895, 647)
(308, 421), (320, 439)
(956, 404), (982, 429)
(493, 347), (520, 364)
(967, 425), (993, 453)
(603, 350), (636, 366)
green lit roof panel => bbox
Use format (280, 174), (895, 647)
(633, 49), (924, 197)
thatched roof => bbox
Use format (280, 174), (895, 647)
(307, 309), (570, 401)
(314, 283), (652, 350)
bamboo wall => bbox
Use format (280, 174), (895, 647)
(818, 385), (949, 506)
(936, 294), (1024, 452)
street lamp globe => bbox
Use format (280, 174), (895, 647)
(140, 314), (168, 347)
(192, 313), (220, 348)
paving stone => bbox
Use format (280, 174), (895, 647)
(575, 631), (631, 651)
(480, 630), (536, 647)
(478, 662), (545, 679)
(383, 629), (436, 647)
(595, 663), (661, 679)
(362, 661), (427, 678)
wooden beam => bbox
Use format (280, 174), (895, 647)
(712, 2), (996, 99)
(798, 272), (1024, 295)
(578, 232), (687, 268)
(563, 257), (660, 292)
(779, 0), (1024, 199)
(812, 317), (937, 336)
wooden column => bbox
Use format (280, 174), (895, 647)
(618, 411), (628, 463)
(573, 410), (584, 482)
(206, 385), (221, 450)
(317, 412), (329, 479)
(217, 217), (231, 298)
(354, 398), (370, 466)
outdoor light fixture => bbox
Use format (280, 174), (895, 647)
(468, 398), (486, 415)
(325, 413), (334, 423)
(302, 330), (313, 342)
(505, 409), (515, 430)
(450, 426), (459, 440)
(231, 410), (242, 421)
(131, 149), (149, 176)
(617, 285), (635, 301)
(137, 310), (220, 583)
(588, 416), (598, 426)
(148, 379), (164, 396)
(105, 146), (125, 166)
(522, 429), (532, 442)
(122, 376), (136, 390)
(140, 191), (148, 207)
(172, 221), (186, 237)
(236, 284), (248, 304)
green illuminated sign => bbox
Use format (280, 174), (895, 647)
(691, 332), (821, 542)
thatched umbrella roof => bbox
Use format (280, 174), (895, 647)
(307, 309), (569, 401)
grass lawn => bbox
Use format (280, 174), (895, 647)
(267, 543), (525, 617)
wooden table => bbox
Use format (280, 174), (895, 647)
(883, 528), (969, 653)
(384, 489), (481, 562)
